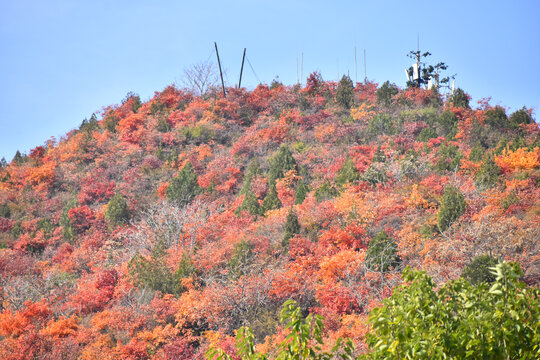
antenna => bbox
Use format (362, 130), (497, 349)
(214, 42), (226, 97)
(301, 52), (304, 86)
(363, 49), (367, 83)
(354, 46), (357, 84)
(405, 68), (411, 82)
(238, 48), (246, 88)
(296, 56), (299, 85)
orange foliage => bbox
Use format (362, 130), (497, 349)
(495, 147), (540, 172)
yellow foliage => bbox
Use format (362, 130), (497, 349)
(496, 147), (540, 171)
(350, 103), (376, 123)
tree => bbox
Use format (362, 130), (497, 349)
(294, 180), (309, 205)
(462, 255), (499, 285)
(268, 145), (297, 188)
(437, 185), (466, 232)
(376, 81), (398, 106)
(365, 262), (540, 359)
(509, 107), (533, 125)
(449, 88), (470, 108)
(365, 231), (401, 272)
(475, 154), (501, 189)
(182, 61), (219, 96)
(262, 185), (281, 213)
(314, 180), (338, 202)
(207, 300), (355, 360)
(282, 209), (300, 247)
(335, 75), (355, 109)
(336, 158), (358, 187)
(406, 50), (451, 89)
(240, 158), (262, 195)
(237, 187), (261, 216)
(60, 199), (78, 240)
(105, 193), (129, 225)
(166, 162), (201, 206)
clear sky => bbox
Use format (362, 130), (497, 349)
(1, 0), (539, 161)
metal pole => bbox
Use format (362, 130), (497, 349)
(354, 46), (357, 84)
(238, 48), (246, 88)
(363, 49), (367, 83)
(214, 42), (226, 97)
(301, 52), (303, 86)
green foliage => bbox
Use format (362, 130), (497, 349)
(372, 146), (386, 163)
(105, 193), (130, 225)
(435, 143), (462, 172)
(416, 127), (437, 142)
(128, 241), (191, 295)
(376, 81), (398, 106)
(207, 300), (355, 360)
(295, 180), (309, 205)
(156, 116), (171, 133)
(268, 145), (297, 187)
(282, 209), (300, 248)
(12, 150), (27, 165)
(181, 124), (215, 144)
(228, 239), (254, 279)
(485, 106), (509, 130)
(240, 158), (262, 195)
(365, 262), (540, 360)
(449, 88), (470, 108)
(362, 163), (387, 185)
(79, 113), (100, 133)
(237, 187), (262, 216)
(336, 158), (358, 187)
(0, 203), (10, 218)
(365, 231), (401, 272)
(500, 191), (519, 211)
(368, 113), (395, 136)
(314, 180), (338, 202)
(262, 185), (282, 213)
(437, 185), (466, 232)
(475, 154), (501, 189)
(509, 107), (533, 126)
(436, 110), (458, 138)
(469, 143), (485, 163)
(462, 255), (499, 285)
(166, 161), (201, 206)
(103, 111), (119, 132)
(60, 199), (78, 241)
(335, 75), (355, 109)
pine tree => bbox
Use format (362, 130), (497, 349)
(282, 209), (300, 247)
(105, 193), (129, 225)
(240, 158), (261, 195)
(437, 185), (467, 232)
(335, 75), (355, 109)
(166, 161), (200, 206)
(237, 187), (261, 216)
(336, 158), (358, 187)
(262, 185), (282, 213)
(268, 145), (297, 187)
(60, 199), (78, 241)
(475, 154), (500, 189)
(462, 255), (499, 285)
(295, 180), (309, 205)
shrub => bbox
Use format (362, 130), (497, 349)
(368, 113), (395, 136)
(166, 161), (201, 206)
(436, 110), (458, 138)
(105, 193), (130, 225)
(417, 127), (437, 142)
(336, 158), (358, 187)
(462, 255), (499, 285)
(475, 154), (500, 189)
(365, 231), (401, 272)
(437, 185), (466, 232)
(314, 180), (338, 202)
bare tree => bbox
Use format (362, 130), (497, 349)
(182, 61), (219, 96)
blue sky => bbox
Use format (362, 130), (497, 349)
(1, 0), (539, 161)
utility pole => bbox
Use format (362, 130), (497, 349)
(238, 48), (246, 88)
(301, 52), (303, 86)
(354, 46), (358, 84)
(214, 42), (226, 97)
(296, 56), (299, 85)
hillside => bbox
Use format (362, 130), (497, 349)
(0, 75), (539, 359)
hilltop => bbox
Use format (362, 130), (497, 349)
(0, 75), (539, 359)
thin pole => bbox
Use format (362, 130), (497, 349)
(354, 46), (357, 84)
(301, 52), (303, 86)
(214, 42), (226, 97)
(238, 48), (246, 88)
(296, 56), (299, 85)
(363, 49), (367, 83)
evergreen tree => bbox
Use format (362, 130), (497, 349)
(376, 81), (398, 106)
(449, 88), (470, 108)
(335, 75), (355, 109)
(295, 180), (309, 205)
(437, 110), (458, 139)
(336, 158), (358, 187)
(237, 187), (261, 216)
(282, 209), (300, 247)
(166, 161), (200, 206)
(462, 255), (499, 285)
(262, 185), (282, 213)
(0, 203), (10, 218)
(240, 158), (261, 195)
(314, 180), (338, 202)
(509, 107), (533, 126)
(475, 154), (501, 189)
(60, 199), (78, 241)
(105, 193), (130, 225)
(268, 145), (297, 187)
(437, 185), (467, 232)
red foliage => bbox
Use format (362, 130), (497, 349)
(68, 206), (94, 234)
